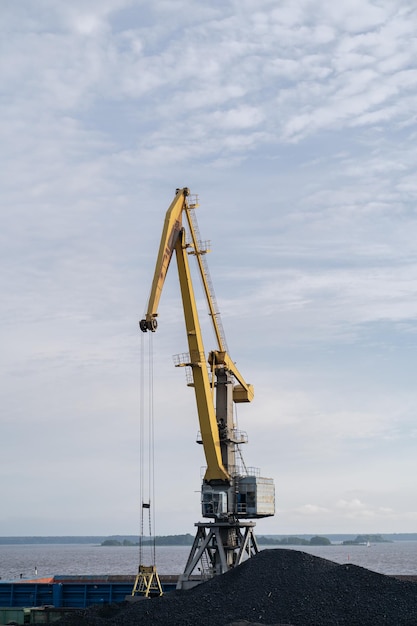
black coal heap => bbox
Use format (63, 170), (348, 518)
(56, 548), (417, 625)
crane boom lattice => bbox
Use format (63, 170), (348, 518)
(184, 197), (228, 353)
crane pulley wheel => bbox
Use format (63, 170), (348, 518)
(139, 318), (158, 332)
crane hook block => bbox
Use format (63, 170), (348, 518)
(139, 318), (158, 332)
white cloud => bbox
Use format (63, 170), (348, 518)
(294, 504), (330, 515)
(210, 106), (264, 130)
(336, 498), (366, 512)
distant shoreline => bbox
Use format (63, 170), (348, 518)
(1, 533), (416, 545)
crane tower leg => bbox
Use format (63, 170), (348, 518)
(176, 521), (259, 590)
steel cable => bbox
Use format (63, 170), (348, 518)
(138, 331), (157, 569)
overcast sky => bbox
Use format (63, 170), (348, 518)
(1, 0), (417, 539)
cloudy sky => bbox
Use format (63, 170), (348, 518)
(1, 0), (417, 539)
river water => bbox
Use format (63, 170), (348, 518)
(1, 541), (416, 581)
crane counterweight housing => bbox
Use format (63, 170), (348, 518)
(140, 187), (275, 587)
(202, 477), (275, 519)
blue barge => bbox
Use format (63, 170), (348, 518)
(0, 574), (177, 607)
(0, 574), (178, 623)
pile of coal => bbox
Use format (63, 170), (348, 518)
(56, 548), (417, 625)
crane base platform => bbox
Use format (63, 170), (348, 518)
(176, 520), (259, 590)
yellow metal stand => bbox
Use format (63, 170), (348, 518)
(132, 565), (163, 597)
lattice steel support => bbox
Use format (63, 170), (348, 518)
(176, 521), (259, 590)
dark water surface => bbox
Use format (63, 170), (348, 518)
(1, 541), (416, 581)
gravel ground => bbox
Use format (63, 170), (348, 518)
(55, 548), (417, 625)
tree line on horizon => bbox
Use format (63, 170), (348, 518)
(101, 533), (392, 547)
(101, 534), (333, 547)
(0, 532), (412, 545)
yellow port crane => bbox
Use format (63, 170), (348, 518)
(140, 188), (275, 588)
